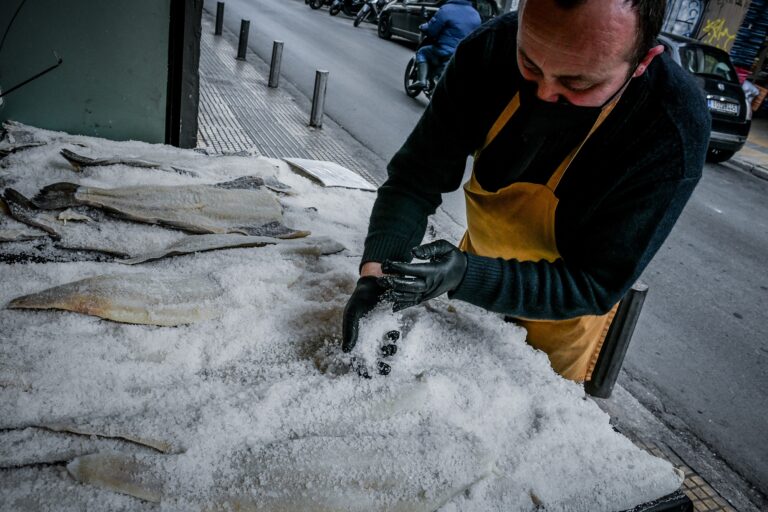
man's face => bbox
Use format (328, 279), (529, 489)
(517, 0), (641, 106)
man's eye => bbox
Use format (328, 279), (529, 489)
(564, 82), (595, 92)
(522, 59), (540, 74)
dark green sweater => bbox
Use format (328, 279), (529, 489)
(362, 13), (710, 320)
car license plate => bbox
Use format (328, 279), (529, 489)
(708, 99), (739, 116)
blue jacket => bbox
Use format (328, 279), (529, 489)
(419, 0), (482, 54)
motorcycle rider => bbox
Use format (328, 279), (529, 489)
(412, 0), (481, 92)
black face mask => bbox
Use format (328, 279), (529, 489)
(517, 78), (630, 138)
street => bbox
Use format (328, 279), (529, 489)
(209, 0), (768, 499)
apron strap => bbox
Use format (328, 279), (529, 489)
(479, 93), (520, 153)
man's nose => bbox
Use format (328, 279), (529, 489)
(535, 79), (563, 103)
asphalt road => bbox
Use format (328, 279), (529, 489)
(210, 0), (768, 497)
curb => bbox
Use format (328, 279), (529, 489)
(725, 156), (768, 181)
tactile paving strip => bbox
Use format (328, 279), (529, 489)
(625, 432), (737, 511)
(197, 13), (379, 185)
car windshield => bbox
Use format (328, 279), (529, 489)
(679, 45), (737, 83)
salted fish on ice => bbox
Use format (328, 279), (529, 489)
(60, 147), (198, 177)
(120, 234), (345, 264)
(67, 430), (494, 511)
(0, 121), (46, 158)
(6, 273), (223, 326)
(3, 188), (63, 238)
(32, 180), (307, 238)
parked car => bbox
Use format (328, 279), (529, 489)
(658, 32), (752, 163)
(377, 0), (498, 42)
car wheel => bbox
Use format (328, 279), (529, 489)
(706, 148), (736, 163)
(404, 58), (421, 98)
(378, 13), (392, 39)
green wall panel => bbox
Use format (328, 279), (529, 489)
(0, 0), (170, 142)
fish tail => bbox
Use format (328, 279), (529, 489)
(60, 148), (94, 170)
(32, 182), (80, 209)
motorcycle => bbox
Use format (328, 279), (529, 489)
(308, 0), (333, 9)
(353, 0), (394, 27)
(403, 36), (451, 99)
(329, 0), (364, 16)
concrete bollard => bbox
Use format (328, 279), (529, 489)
(310, 70), (329, 128)
(215, 2), (225, 35)
(268, 41), (284, 88)
(236, 19), (250, 60)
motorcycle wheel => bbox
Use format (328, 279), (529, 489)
(354, 6), (368, 26)
(310, 0), (324, 9)
(403, 58), (421, 98)
(329, 4), (341, 15)
(378, 13), (392, 39)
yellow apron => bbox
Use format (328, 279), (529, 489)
(459, 92), (621, 382)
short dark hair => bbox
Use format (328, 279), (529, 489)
(553, 0), (667, 67)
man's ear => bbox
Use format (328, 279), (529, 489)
(632, 44), (665, 77)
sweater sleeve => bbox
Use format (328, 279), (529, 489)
(451, 119), (708, 318)
(361, 26), (493, 265)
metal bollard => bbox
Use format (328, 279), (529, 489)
(310, 70), (329, 128)
(215, 2), (225, 35)
(236, 19), (250, 60)
(268, 41), (284, 88)
(585, 282), (649, 399)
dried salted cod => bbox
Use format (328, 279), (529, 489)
(60, 148), (198, 177)
(6, 273), (224, 326)
(33, 180), (307, 238)
(3, 188), (62, 238)
(0, 121), (46, 158)
(120, 234), (345, 264)
(0, 197), (48, 241)
(67, 430), (494, 511)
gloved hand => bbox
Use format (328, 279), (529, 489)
(342, 276), (388, 352)
(378, 240), (467, 312)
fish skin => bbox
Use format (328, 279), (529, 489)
(0, 122), (46, 158)
(60, 148), (199, 177)
(32, 182), (307, 238)
(120, 234), (345, 265)
(7, 273), (224, 326)
(64, 431), (493, 511)
(3, 188), (62, 239)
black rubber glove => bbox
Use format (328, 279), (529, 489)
(378, 240), (467, 312)
(342, 276), (388, 352)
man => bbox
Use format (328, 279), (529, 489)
(343, 0), (710, 382)
(412, 0), (481, 92)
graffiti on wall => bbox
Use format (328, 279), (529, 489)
(699, 17), (738, 49)
(695, 0), (751, 53)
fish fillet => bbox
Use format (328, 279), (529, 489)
(120, 234), (345, 264)
(0, 121), (46, 158)
(3, 188), (62, 238)
(33, 182), (307, 238)
(66, 431), (493, 511)
(59, 149), (294, 193)
(7, 273), (224, 326)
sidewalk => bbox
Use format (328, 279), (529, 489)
(729, 116), (768, 180)
(194, 8), (758, 511)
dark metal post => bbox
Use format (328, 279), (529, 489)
(268, 41), (284, 88)
(236, 19), (250, 60)
(215, 2), (225, 35)
(310, 70), (329, 128)
(585, 282), (649, 399)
